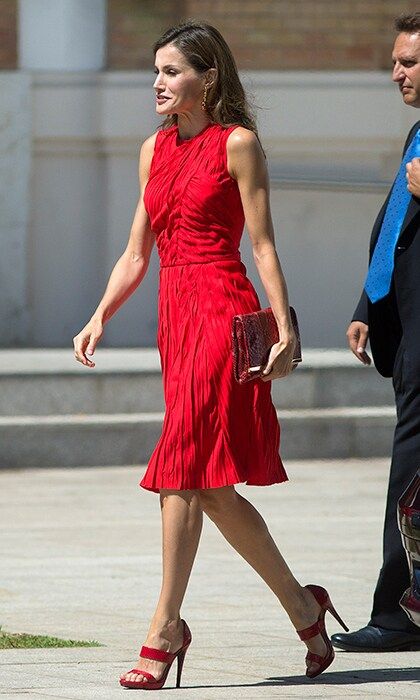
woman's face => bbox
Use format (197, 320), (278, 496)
(153, 44), (206, 116)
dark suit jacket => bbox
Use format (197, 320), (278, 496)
(352, 119), (420, 378)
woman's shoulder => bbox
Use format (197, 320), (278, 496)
(226, 126), (261, 154)
(226, 126), (264, 162)
(141, 131), (158, 153)
(225, 126), (266, 180)
(139, 132), (158, 173)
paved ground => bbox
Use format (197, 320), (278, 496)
(1, 460), (419, 699)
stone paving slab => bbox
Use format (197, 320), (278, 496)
(0, 460), (419, 699)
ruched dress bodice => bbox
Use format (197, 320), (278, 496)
(144, 123), (244, 266)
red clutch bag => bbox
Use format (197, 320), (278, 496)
(232, 306), (302, 384)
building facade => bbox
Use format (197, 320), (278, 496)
(1, 0), (418, 347)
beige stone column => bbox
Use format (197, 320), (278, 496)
(18, 0), (106, 71)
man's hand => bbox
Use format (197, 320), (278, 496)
(346, 321), (371, 365)
(406, 157), (420, 198)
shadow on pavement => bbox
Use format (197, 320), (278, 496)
(183, 666), (420, 689)
(267, 666), (420, 685)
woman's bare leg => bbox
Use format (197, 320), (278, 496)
(199, 486), (328, 675)
(121, 489), (202, 685)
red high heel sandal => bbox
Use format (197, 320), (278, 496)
(296, 584), (348, 679)
(119, 620), (192, 690)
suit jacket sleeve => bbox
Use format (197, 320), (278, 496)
(352, 290), (368, 324)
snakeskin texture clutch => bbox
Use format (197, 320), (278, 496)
(232, 306), (302, 384)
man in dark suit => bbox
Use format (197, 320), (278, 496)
(332, 13), (420, 652)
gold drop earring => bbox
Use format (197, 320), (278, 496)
(201, 84), (208, 112)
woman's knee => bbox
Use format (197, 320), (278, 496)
(159, 489), (201, 509)
(198, 486), (238, 516)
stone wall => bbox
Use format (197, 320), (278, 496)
(1, 1), (419, 348)
(24, 70), (411, 349)
(0, 73), (30, 345)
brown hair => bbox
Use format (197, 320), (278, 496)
(153, 20), (258, 136)
(395, 12), (420, 33)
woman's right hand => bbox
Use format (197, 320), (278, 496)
(73, 317), (104, 368)
(261, 329), (297, 381)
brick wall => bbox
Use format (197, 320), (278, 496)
(1, 1), (419, 71)
(0, 0), (17, 69)
(107, 0), (420, 71)
(107, 0), (183, 70)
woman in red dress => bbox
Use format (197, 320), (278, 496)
(73, 21), (346, 690)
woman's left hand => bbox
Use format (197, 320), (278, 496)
(261, 331), (297, 382)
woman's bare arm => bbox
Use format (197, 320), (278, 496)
(73, 133), (157, 367)
(227, 127), (295, 380)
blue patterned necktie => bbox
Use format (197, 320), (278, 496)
(365, 128), (420, 303)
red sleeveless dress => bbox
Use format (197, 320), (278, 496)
(140, 123), (287, 492)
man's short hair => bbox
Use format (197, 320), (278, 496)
(395, 12), (420, 34)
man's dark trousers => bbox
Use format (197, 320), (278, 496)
(369, 339), (420, 633)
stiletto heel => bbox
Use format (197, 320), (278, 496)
(325, 599), (348, 632)
(119, 620), (192, 690)
(296, 584), (348, 679)
(176, 647), (187, 688)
